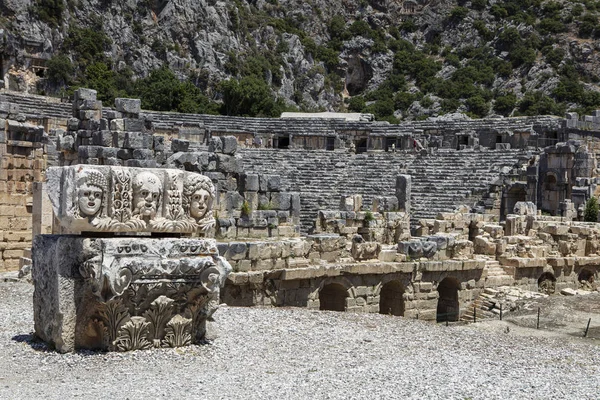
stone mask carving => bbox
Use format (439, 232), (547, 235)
(183, 174), (215, 221)
(47, 166), (216, 235)
(182, 174), (216, 233)
(132, 171), (162, 220)
(76, 170), (107, 218)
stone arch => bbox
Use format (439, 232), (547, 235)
(319, 283), (349, 312)
(544, 173), (557, 190)
(436, 277), (460, 322)
(578, 268), (596, 287)
(379, 280), (405, 316)
(538, 271), (557, 294)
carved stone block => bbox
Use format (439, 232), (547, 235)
(32, 236), (232, 352)
(46, 166), (216, 235)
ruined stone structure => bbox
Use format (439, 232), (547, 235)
(3, 89), (600, 330)
(33, 164), (232, 352)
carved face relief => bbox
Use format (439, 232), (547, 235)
(78, 183), (103, 217)
(190, 188), (210, 220)
(183, 174), (215, 223)
(133, 172), (162, 219)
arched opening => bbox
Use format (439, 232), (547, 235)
(379, 281), (405, 316)
(436, 277), (460, 322)
(578, 268), (596, 290)
(319, 283), (348, 312)
(538, 272), (557, 294)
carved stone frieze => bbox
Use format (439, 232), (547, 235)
(46, 166), (216, 235)
(32, 236), (232, 352)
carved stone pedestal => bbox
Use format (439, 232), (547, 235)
(32, 235), (231, 353)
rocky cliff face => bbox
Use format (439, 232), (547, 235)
(1, 0), (600, 119)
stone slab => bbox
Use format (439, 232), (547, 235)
(32, 235), (231, 352)
(46, 166), (216, 235)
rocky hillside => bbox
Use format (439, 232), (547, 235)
(1, 0), (600, 120)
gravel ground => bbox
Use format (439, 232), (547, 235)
(0, 280), (599, 400)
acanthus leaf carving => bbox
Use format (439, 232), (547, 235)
(162, 315), (192, 348)
(115, 316), (153, 352)
(99, 298), (131, 350)
(142, 295), (175, 347)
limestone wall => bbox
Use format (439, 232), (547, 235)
(0, 100), (50, 271)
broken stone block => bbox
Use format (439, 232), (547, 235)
(208, 136), (223, 153)
(74, 88), (97, 102)
(351, 240), (381, 261)
(221, 136), (237, 155)
(123, 118), (143, 132)
(114, 98), (141, 115)
(32, 236), (231, 352)
(241, 174), (259, 192)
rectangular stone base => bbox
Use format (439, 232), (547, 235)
(32, 235), (231, 352)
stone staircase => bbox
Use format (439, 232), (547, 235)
(406, 148), (526, 223)
(460, 287), (502, 322)
(240, 148), (528, 233)
(483, 260), (514, 287)
(1, 91), (72, 119)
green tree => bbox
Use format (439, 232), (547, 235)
(220, 76), (286, 117)
(45, 54), (73, 86)
(64, 26), (112, 69)
(465, 95), (489, 117)
(347, 96), (366, 112)
(134, 66), (218, 114)
(448, 6), (469, 22)
(493, 93), (517, 116)
(584, 197), (599, 222)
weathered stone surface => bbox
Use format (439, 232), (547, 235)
(114, 98), (141, 115)
(46, 166), (216, 235)
(32, 236), (231, 352)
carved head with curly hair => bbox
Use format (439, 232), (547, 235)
(76, 169), (107, 218)
(183, 174), (215, 221)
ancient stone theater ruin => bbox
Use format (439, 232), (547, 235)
(1, 88), (600, 350)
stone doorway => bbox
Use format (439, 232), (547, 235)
(319, 283), (348, 311)
(578, 268), (595, 283)
(355, 139), (368, 154)
(538, 272), (556, 294)
(504, 186), (527, 218)
(326, 137), (335, 151)
(436, 277), (460, 322)
(379, 281), (405, 316)
(277, 136), (290, 149)
(542, 174), (559, 215)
